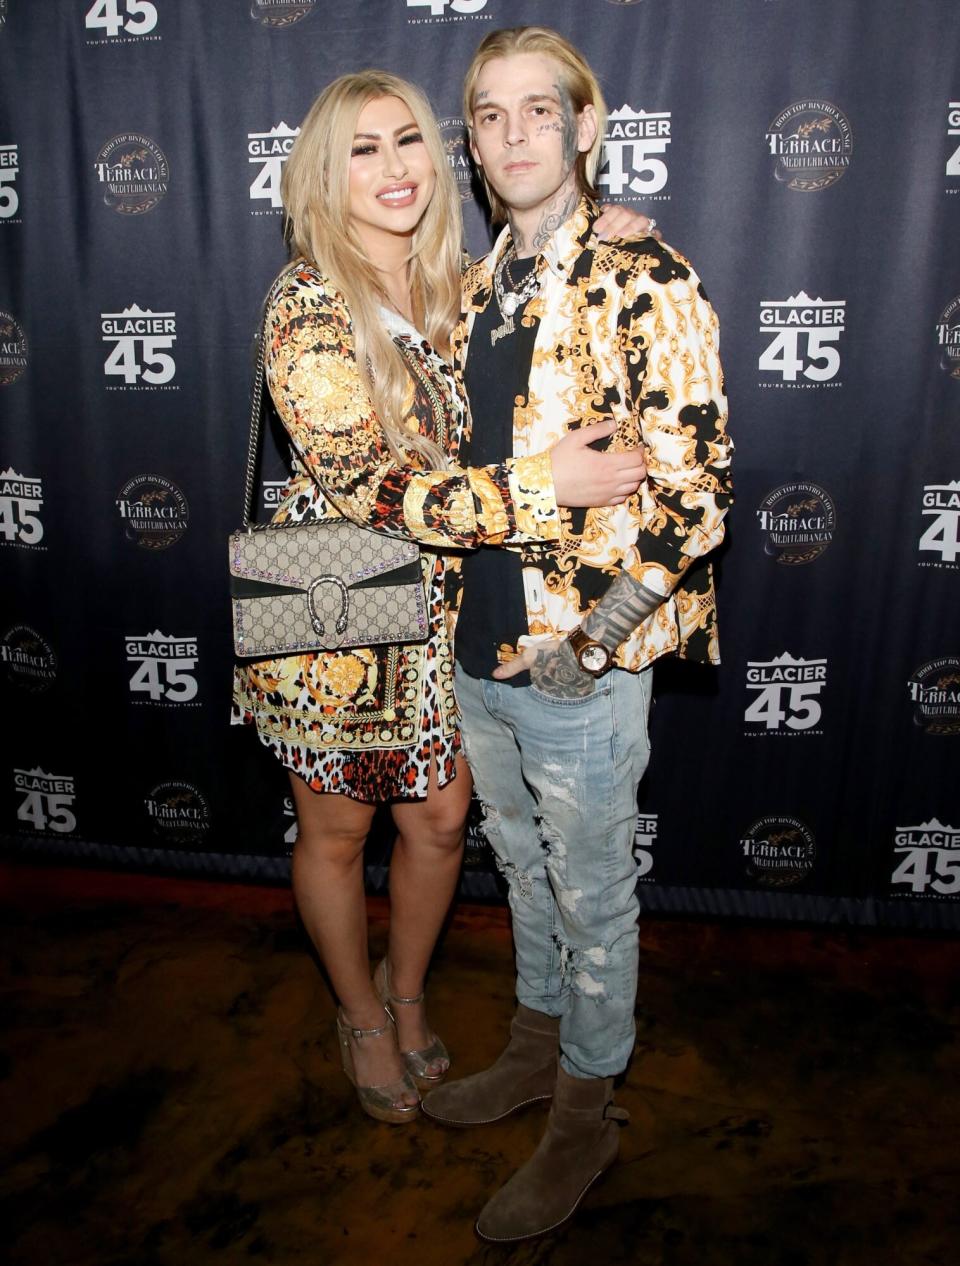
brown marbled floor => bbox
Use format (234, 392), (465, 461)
(1, 863), (958, 1266)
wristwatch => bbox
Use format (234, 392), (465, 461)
(567, 625), (612, 677)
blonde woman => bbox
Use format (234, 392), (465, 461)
(232, 71), (648, 1123)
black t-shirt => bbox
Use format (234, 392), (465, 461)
(456, 259), (541, 686)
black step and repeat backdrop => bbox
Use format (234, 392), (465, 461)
(1, 0), (958, 929)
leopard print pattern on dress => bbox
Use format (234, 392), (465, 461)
(231, 269), (464, 800)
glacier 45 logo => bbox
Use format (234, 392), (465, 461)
(406, 0), (488, 17)
(101, 306), (177, 388)
(744, 653), (826, 734)
(947, 102), (960, 183)
(759, 292), (844, 387)
(598, 106), (671, 200)
(126, 631), (199, 705)
(248, 124), (299, 212)
(892, 819), (960, 899)
(85, 0), (158, 38)
(633, 813), (657, 881)
(15, 768), (77, 835)
(0, 468), (44, 548)
(0, 144), (19, 220)
(919, 481), (960, 569)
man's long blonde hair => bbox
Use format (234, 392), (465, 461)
(462, 27), (608, 226)
(282, 71), (461, 468)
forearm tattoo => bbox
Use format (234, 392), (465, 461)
(582, 572), (663, 650)
(529, 575), (662, 700)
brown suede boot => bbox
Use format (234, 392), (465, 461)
(420, 1005), (559, 1125)
(474, 1064), (629, 1242)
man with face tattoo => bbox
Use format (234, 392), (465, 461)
(421, 27), (733, 1241)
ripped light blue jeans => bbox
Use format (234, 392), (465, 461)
(455, 663), (653, 1079)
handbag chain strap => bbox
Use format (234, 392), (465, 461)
(240, 294), (271, 532)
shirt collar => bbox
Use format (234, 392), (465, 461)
(479, 194), (599, 291)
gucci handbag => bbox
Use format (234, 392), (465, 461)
(229, 298), (428, 659)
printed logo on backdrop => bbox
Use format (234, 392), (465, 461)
(759, 293), (844, 388)
(0, 144), (20, 222)
(891, 819), (960, 900)
(919, 481), (960, 571)
(766, 101), (852, 191)
(745, 653), (826, 736)
(0, 312), (27, 385)
(282, 795), (297, 847)
(757, 482), (835, 565)
(463, 801), (495, 870)
(437, 118), (474, 202)
(116, 474), (189, 549)
(598, 106), (671, 202)
(126, 631), (200, 707)
(262, 480), (288, 516)
(907, 658), (960, 736)
(2, 626), (57, 691)
(0, 468), (45, 550)
(250, 0), (316, 27)
(248, 124), (299, 214)
(84, 0), (160, 44)
(0, 1), (7, 28)
(947, 102), (960, 193)
(14, 768), (77, 836)
(94, 134), (168, 214)
(101, 305), (178, 389)
(405, 0), (492, 26)
(634, 812), (657, 883)
(741, 815), (816, 888)
(145, 780), (211, 844)
(935, 295), (960, 379)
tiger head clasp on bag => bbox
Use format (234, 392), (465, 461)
(307, 575), (349, 643)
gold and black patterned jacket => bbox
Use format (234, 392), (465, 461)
(264, 262), (560, 550)
(451, 198), (733, 668)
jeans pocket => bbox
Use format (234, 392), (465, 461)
(527, 681), (612, 708)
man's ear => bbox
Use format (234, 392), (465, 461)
(577, 103), (598, 155)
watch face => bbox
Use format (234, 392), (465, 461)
(580, 643), (609, 673)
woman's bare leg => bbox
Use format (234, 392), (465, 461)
(288, 772), (415, 1103)
(387, 755), (472, 1062)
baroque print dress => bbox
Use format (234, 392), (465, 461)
(231, 263), (560, 801)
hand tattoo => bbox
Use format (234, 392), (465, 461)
(523, 576), (660, 700)
(530, 639), (595, 699)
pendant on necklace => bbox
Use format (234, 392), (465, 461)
(501, 293), (519, 317)
(490, 314), (515, 346)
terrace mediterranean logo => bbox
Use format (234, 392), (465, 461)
(766, 100), (852, 191)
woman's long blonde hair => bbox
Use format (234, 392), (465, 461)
(282, 71), (462, 468)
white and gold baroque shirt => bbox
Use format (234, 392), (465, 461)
(451, 199), (733, 669)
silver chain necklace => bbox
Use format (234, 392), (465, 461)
(490, 247), (541, 347)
